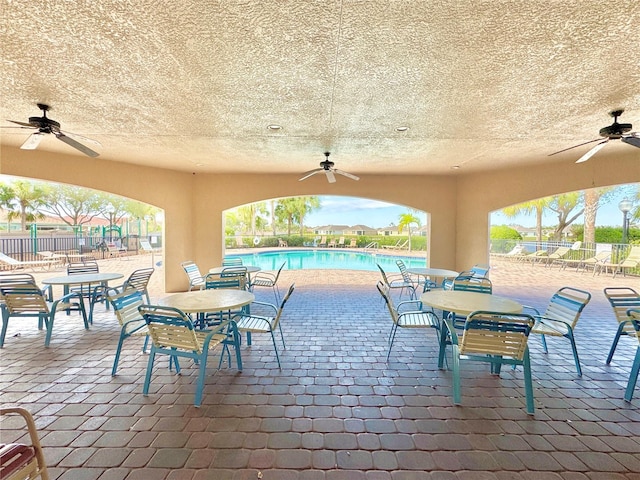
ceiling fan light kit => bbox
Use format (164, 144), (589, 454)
(5, 103), (100, 157)
(549, 109), (640, 164)
(299, 152), (360, 184)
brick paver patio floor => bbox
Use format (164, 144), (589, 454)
(1, 253), (639, 479)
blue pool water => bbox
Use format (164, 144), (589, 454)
(231, 249), (427, 272)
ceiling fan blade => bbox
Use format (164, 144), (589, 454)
(575, 139), (608, 164)
(325, 170), (336, 183)
(55, 132), (100, 157)
(621, 135), (640, 148)
(299, 168), (323, 181)
(61, 129), (102, 147)
(21, 132), (46, 150)
(548, 138), (603, 156)
(334, 169), (360, 181)
(7, 119), (36, 128)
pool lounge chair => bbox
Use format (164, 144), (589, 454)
(318, 236), (327, 247)
(0, 252), (56, 272)
(559, 250), (610, 274)
(596, 245), (640, 278)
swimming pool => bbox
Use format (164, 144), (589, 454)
(231, 249), (427, 272)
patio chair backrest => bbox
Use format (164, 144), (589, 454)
(205, 267), (247, 290)
(376, 281), (398, 324)
(470, 264), (490, 278)
(544, 286), (591, 329)
(181, 261), (205, 289)
(621, 246), (640, 265)
(140, 305), (201, 353)
(272, 284), (295, 330)
(453, 277), (493, 294)
(0, 285), (49, 314)
(460, 311), (535, 360)
(222, 257), (243, 266)
(68, 261), (99, 275)
(604, 287), (640, 334)
(108, 288), (146, 329)
(122, 268), (155, 296)
(0, 273), (37, 289)
(395, 260), (413, 283)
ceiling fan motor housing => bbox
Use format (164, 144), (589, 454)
(599, 122), (632, 139)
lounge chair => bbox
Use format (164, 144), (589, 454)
(327, 238), (336, 248)
(519, 249), (548, 265)
(348, 239), (357, 248)
(560, 250), (610, 274)
(0, 252), (56, 272)
(543, 246), (572, 267)
(382, 239), (404, 250)
(278, 238), (288, 247)
(597, 245), (640, 278)
(318, 236), (327, 247)
(492, 244), (527, 261)
(337, 237), (345, 247)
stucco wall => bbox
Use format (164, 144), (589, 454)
(1, 145), (638, 292)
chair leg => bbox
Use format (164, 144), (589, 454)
(231, 323), (243, 371)
(194, 352), (209, 407)
(142, 335), (150, 353)
(112, 330), (128, 375)
(277, 323), (286, 350)
(0, 310), (8, 348)
(437, 320), (449, 369)
(539, 334), (548, 353)
(522, 350), (535, 415)
(43, 314), (54, 347)
(386, 324), (399, 361)
(451, 345), (462, 405)
(270, 330), (281, 369)
(143, 348), (156, 396)
(566, 330), (582, 376)
(624, 347), (640, 402)
(606, 323), (626, 364)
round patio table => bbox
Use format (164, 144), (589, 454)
(208, 266), (261, 276)
(43, 272), (124, 295)
(159, 289), (254, 314)
(421, 290), (522, 316)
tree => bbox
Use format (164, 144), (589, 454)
(39, 185), (103, 227)
(397, 211), (421, 252)
(295, 196), (320, 235)
(275, 198), (299, 236)
(583, 187), (616, 244)
(0, 180), (46, 230)
(502, 197), (553, 242)
(547, 192), (584, 241)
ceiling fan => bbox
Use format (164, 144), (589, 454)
(549, 109), (640, 163)
(4, 103), (100, 157)
(299, 152), (359, 183)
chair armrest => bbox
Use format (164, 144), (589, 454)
(521, 304), (542, 318)
(443, 317), (459, 344)
(251, 272), (276, 282)
(396, 299), (425, 312)
(52, 291), (84, 309)
(246, 300), (278, 315)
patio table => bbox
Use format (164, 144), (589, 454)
(159, 288), (254, 314)
(209, 265), (261, 285)
(43, 272), (124, 296)
(407, 267), (458, 290)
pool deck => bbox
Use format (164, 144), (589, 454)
(1, 252), (639, 479)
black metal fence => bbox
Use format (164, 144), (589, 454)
(0, 234), (160, 264)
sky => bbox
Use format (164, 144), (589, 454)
(306, 185), (639, 229)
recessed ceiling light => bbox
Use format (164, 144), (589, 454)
(195, 163), (204, 167)
(451, 165), (461, 170)
(395, 126), (409, 132)
(267, 124), (282, 131)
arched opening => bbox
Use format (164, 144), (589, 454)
(489, 182), (639, 269)
(222, 195), (431, 270)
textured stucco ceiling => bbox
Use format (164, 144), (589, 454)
(1, 1), (640, 176)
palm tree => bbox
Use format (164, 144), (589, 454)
(295, 196), (320, 235)
(0, 180), (46, 231)
(398, 212), (421, 252)
(502, 197), (553, 242)
(583, 187), (617, 244)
